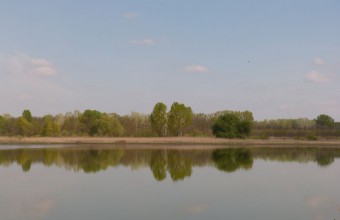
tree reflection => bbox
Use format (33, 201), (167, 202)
(315, 150), (334, 167)
(0, 147), (339, 181)
(150, 150), (167, 181)
(167, 151), (192, 181)
(22, 159), (32, 172)
(212, 148), (253, 173)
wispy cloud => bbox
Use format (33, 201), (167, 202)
(124, 12), (139, 19)
(0, 53), (71, 114)
(305, 71), (331, 83)
(312, 58), (325, 66)
(29, 58), (57, 76)
(184, 65), (210, 73)
(130, 38), (157, 45)
(5, 54), (57, 77)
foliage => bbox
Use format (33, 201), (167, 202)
(168, 102), (193, 136)
(42, 115), (60, 136)
(90, 114), (123, 137)
(212, 111), (253, 138)
(79, 110), (123, 136)
(150, 102), (167, 137)
(0, 106), (339, 138)
(17, 117), (33, 136)
(315, 114), (335, 128)
(61, 111), (82, 136)
(22, 109), (33, 122)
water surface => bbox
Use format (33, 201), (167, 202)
(0, 145), (339, 220)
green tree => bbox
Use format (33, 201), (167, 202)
(212, 113), (239, 138)
(80, 110), (102, 135)
(168, 102), (193, 136)
(62, 111), (82, 136)
(212, 111), (253, 138)
(0, 116), (4, 135)
(22, 109), (33, 122)
(17, 117), (32, 136)
(150, 102), (167, 136)
(89, 115), (123, 137)
(315, 114), (335, 128)
(42, 115), (60, 136)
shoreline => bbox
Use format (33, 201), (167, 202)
(0, 137), (340, 147)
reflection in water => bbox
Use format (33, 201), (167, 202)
(0, 146), (339, 181)
(212, 148), (253, 172)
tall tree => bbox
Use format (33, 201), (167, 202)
(22, 109), (33, 122)
(150, 102), (167, 136)
(168, 102), (193, 136)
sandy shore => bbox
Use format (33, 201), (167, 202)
(0, 137), (339, 147)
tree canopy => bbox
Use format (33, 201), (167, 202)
(150, 102), (167, 137)
(168, 102), (193, 136)
(315, 114), (335, 128)
(0, 105), (338, 139)
(212, 111), (254, 138)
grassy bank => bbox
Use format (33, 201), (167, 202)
(0, 136), (340, 147)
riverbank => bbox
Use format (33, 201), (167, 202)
(0, 136), (340, 147)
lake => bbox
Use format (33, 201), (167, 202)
(0, 145), (339, 220)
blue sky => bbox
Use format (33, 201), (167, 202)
(0, 0), (339, 120)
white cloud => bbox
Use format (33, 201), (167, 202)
(305, 71), (331, 83)
(29, 58), (51, 66)
(4, 54), (57, 77)
(313, 58), (325, 66)
(0, 53), (71, 115)
(184, 65), (210, 73)
(31, 66), (56, 76)
(130, 38), (157, 45)
(124, 12), (139, 19)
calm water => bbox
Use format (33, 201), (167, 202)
(0, 145), (340, 220)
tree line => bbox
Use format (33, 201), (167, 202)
(0, 102), (339, 138)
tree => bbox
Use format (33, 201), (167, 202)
(42, 115), (60, 136)
(150, 102), (167, 136)
(17, 117), (33, 136)
(90, 114), (124, 137)
(0, 116), (4, 135)
(80, 110), (102, 135)
(62, 111), (82, 136)
(315, 114), (335, 128)
(212, 111), (253, 138)
(22, 109), (33, 122)
(212, 113), (239, 138)
(168, 102), (193, 136)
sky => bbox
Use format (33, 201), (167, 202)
(0, 0), (339, 120)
